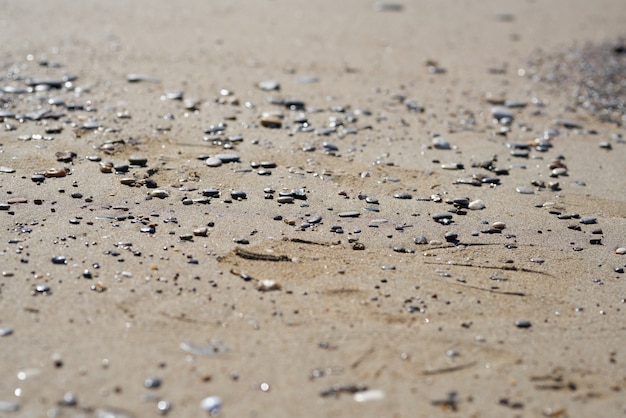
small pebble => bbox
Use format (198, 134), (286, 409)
(615, 248), (626, 255)
(579, 217), (597, 225)
(206, 157), (222, 167)
(0, 401), (19, 412)
(129, 155), (148, 166)
(515, 186), (534, 194)
(144, 377), (162, 389)
(468, 199), (485, 210)
(149, 190), (169, 199)
(338, 211), (360, 218)
(51, 255), (67, 265)
(200, 396), (222, 414)
(514, 320), (532, 328)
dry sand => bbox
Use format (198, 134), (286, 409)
(1, 1), (625, 417)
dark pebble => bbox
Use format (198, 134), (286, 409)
(144, 377), (162, 389)
(51, 256), (67, 265)
(514, 320), (532, 328)
(230, 190), (247, 200)
(444, 232), (458, 242)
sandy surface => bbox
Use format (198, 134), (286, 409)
(1, 1), (626, 417)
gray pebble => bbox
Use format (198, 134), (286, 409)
(432, 138), (451, 150)
(0, 203), (11, 211)
(202, 188), (220, 197)
(414, 236), (428, 245)
(215, 153), (240, 163)
(0, 401), (19, 412)
(338, 211), (360, 218)
(128, 155), (148, 166)
(515, 186), (534, 194)
(307, 215), (322, 224)
(514, 320), (532, 328)
(491, 106), (514, 121)
(580, 217), (597, 225)
(0, 328), (13, 337)
(432, 213), (453, 221)
(31, 174), (45, 183)
(206, 157), (223, 167)
(277, 196), (294, 204)
(394, 192), (412, 199)
(144, 377), (162, 389)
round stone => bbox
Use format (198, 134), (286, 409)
(206, 157), (222, 167)
(200, 396), (222, 414)
(468, 199), (485, 210)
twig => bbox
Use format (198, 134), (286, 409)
(234, 247), (291, 262)
(422, 361), (477, 376)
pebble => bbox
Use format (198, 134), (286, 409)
(307, 215), (322, 224)
(215, 153), (240, 163)
(0, 203), (11, 211)
(432, 213), (453, 221)
(230, 190), (247, 199)
(0, 401), (19, 412)
(414, 236), (428, 245)
(144, 377), (162, 389)
(615, 248), (626, 255)
(45, 167), (68, 178)
(491, 106), (514, 121)
(128, 155), (148, 166)
(515, 186), (534, 194)
(0, 166), (15, 173)
(51, 255), (67, 265)
(260, 114), (282, 128)
(514, 320), (532, 329)
(202, 188), (220, 197)
(149, 190), (169, 199)
(200, 396), (222, 414)
(579, 217), (597, 225)
(432, 138), (451, 150)
(205, 157), (222, 167)
(258, 80), (280, 91)
(468, 199), (485, 210)
(444, 232), (458, 242)
(277, 196), (294, 204)
(394, 192), (412, 199)
(338, 211), (360, 218)
(0, 328), (13, 337)
(492, 222), (506, 230)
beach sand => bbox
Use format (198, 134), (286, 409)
(1, 1), (625, 416)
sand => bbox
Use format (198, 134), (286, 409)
(1, 1), (625, 417)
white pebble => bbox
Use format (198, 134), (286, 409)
(200, 396), (222, 413)
(616, 247), (626, 255)
(354, 389), (385, 402)
(468, 199), (485, 210)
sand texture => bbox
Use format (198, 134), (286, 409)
(1, 1), (625, 417)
